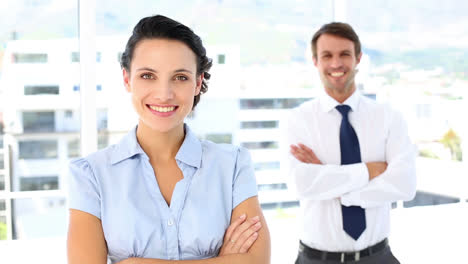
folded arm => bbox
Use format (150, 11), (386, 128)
(68, 196), (270, 264)
(283, 115), (369, 201)
(341, 112), (417, 208)
(120, 196), (270, 264)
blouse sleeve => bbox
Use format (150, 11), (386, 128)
(232, 147), (258, 209)
(68, 158), (101, 219)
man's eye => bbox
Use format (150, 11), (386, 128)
(141, 73), (154, 79)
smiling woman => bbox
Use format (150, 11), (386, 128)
(66, 15), (270, 264)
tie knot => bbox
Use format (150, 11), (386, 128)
(336, 105), (351, 117)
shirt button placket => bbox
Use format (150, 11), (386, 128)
(166, 217), (179, 260)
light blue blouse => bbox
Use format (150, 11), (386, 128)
(68, 125), (258, 263)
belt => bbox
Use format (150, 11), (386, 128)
(299, 238), (388, 263)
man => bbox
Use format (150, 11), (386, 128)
(282, 22), (416, 263)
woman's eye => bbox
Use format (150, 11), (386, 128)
(141, 73), (154, 80)
(175, 75), (188, 81)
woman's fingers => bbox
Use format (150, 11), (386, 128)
(239, 231), (259, 253)
(232, 221), (262, 253)
(229, 216), (261, 250)
(223, 213), (246, 244)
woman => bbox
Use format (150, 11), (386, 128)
(67, 15), (270, 264)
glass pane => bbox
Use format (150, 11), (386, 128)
(22, 111), (55, 133)
(67, 138), (80, 158)
(12, 53), (48, 63)
(242, 141), (278, 150)
(24, 85), (59, 95)
(241, 121), (278, 129)
(20, 176), (59, 191)
(204, 133), (232, 144)
(12, 197), (67, 239)
(0, 174), (4, 191)
(0, 215), (6, 241)
(18, 140), (58, 159)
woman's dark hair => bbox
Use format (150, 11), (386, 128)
(121, 15), (212, 109)
(311, 22), (361, 60)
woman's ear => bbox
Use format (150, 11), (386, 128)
(195, 72), (204, 95)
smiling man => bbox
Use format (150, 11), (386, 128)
(282, 22), (416, 264)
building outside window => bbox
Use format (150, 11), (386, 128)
(22, 112), (55, 133)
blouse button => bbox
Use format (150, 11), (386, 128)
(167, 219), (174, 226)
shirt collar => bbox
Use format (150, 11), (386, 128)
(175, 125), (202, 168)
(111, 124), (202, 168)
(111, 126), (145, 165)
(319, 89), (361, 113)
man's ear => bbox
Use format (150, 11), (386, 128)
(313, 56), (318, 67)
(123, 68), (131, 92)
(356, 52), (362, 65)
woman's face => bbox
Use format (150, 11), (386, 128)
(123, 38), (202, 134)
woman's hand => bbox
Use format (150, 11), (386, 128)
(219, 214), (262, 255)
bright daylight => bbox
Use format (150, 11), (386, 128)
(0, 0), (467, 263)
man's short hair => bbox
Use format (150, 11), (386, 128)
(311, 22), (361, 59)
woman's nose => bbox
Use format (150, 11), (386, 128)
(153, 82), (175, 101)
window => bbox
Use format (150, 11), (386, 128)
(67, 138), (80, 158)
(242, 141), (278, 150)
(19, 176), (59, 191)
(12, 53), (47, 63)
(254, 161), (280, 171)
(205, 133), (232, 144)
(403, 191), (460, 208)
(72, 85), (103, 91)
(64, 110), (73, 118)
(217, 54), (226, 64)
(18, 140), (58, 159)
(240, 98), (310, 110)
(98, 134), (109, 150)
(241, 121), (278, 129)
(258, 183), (287, 191)
(71, 52), (102, 62)
(0, 202), (6, 240)
(0, 174), (5, 191)
(22, 112), (55, 133)
(24, 85), (59, 95)
(97, 109), (108, 131)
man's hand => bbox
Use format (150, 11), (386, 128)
(366, 162), (388, 180)
(290, 143), (322, 164)
(219, 214), (262, 255)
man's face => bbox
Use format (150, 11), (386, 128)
(313, 34), (362, 99)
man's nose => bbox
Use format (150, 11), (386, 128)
(330, 56), (343, 68)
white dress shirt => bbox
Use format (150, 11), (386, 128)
(281, 90), (417, 252)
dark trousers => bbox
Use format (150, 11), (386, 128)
(295, 244), (400, 264)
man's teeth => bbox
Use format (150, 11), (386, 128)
(330, 72), (344, 77)
(149, 105), (176, 112)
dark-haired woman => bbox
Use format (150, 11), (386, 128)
(67, 15), (270, 264)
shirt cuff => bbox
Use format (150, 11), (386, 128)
(345, 162), (369, 191)
(341, 162), (369, 206)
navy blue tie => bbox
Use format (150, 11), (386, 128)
(336, 105), (366, 240)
